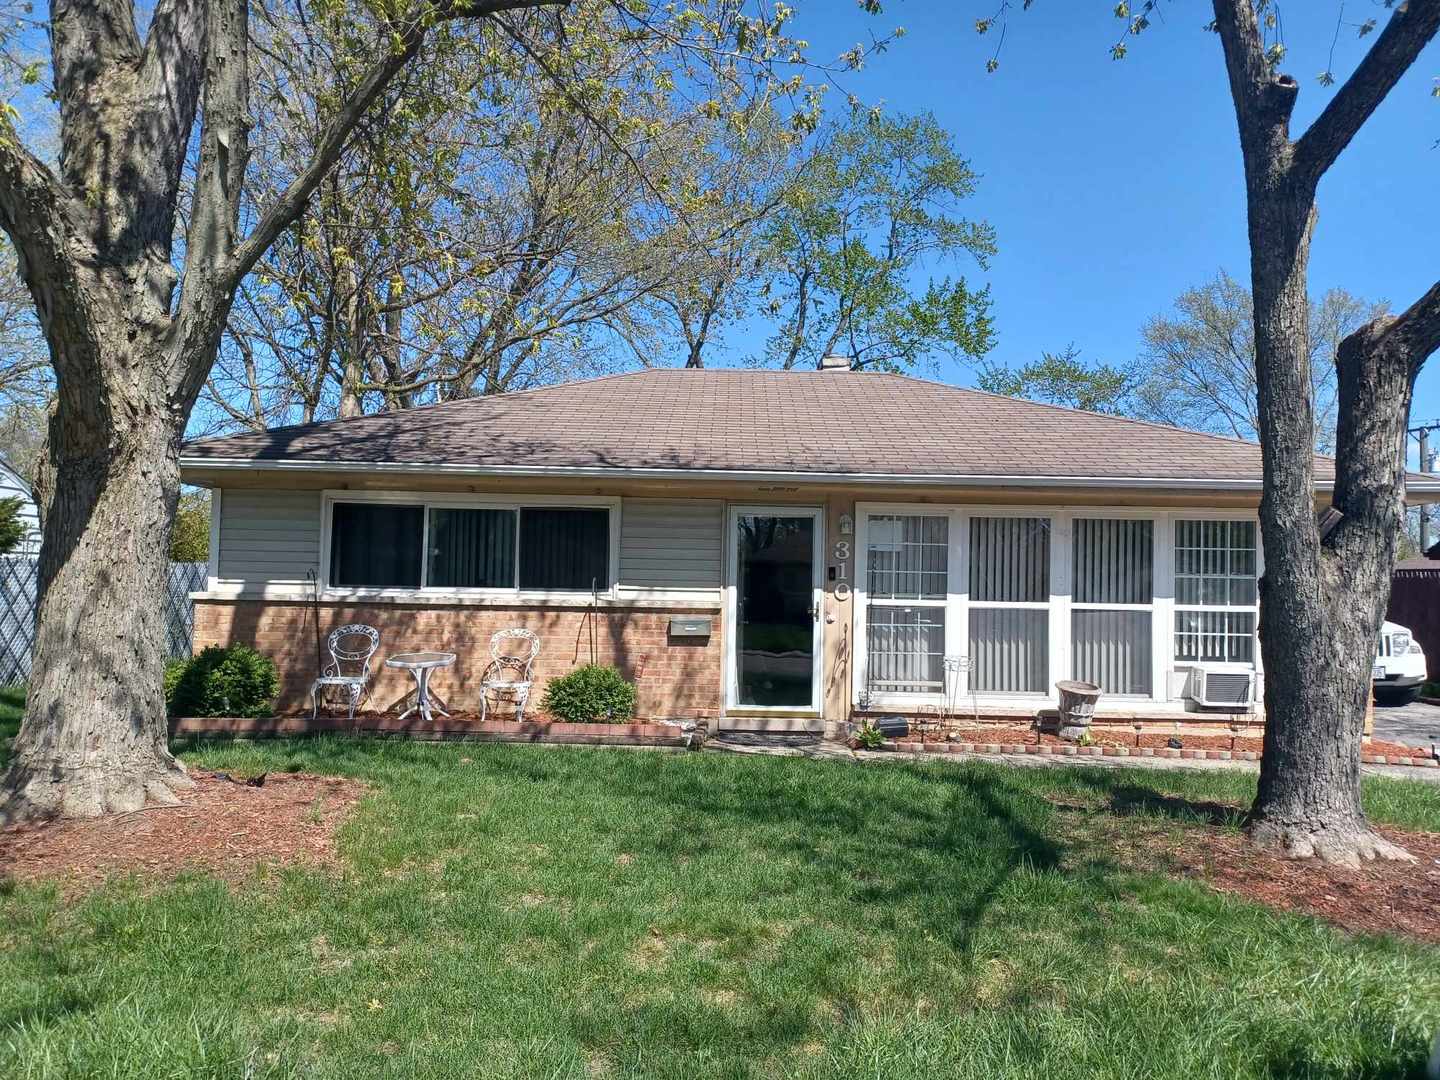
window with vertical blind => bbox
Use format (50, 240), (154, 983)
(325, 497), (612, 592)
(968, 516), (1050, 694)
(1174, 519), (1257, 663)
(863, 514), (948, 694)
(857, 506), (1263, 707)
(1071, 518), (1154, 695)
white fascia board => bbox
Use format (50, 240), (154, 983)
(179, 455), (1440, 495)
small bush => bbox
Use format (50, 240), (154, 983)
(163, 657), (187, 709)
(541, 664), (636, 724)
(851, 720), (885, 750)
(167, 644), (278, 718)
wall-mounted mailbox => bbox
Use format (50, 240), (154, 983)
(669, 616), (712, 638)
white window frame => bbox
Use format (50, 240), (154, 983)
(861, 511), (952, 697)
(965, 511), (1057, 698)
(852, 503), (1263, 713)
(1068, 515), (1157, 699)
(318, 489), (621, 601)
(1171, 516), (1262, 670)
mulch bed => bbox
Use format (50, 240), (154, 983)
(1058, 800), (1440, 943)
(1179, 825), (1440, 942)
(896, 724), (1428, 760)
(0, 771), (365, 895)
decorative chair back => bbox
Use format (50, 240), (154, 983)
(326, 624), (380, 679)
(489, 628), (540, 683)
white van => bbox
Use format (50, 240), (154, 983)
(1375, 620), (1428, 706)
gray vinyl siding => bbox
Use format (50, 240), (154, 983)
(217, 489), (321, 585)
(619, 498), (723, 590)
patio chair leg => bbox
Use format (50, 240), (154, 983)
(515, 688), (529, 722)
(347, 683), (360, 723)
(310, 681), (319, 722)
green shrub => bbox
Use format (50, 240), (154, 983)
(167, 644), (278, 718)
(163, 657), (188, 711)
(541, 664), (636, 724)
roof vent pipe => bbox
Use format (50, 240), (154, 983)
(818, 354), (853, 371)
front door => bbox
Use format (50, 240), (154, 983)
(728, 507), (823, 712)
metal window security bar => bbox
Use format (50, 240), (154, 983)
(1173, 519), (1258, 664)
(864, 514), (948, 696)
(0, 558), (208, 685)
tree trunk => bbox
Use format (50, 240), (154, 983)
(1235, 155), (1411, 866)
(1248, 272), (1418, 867)
(1206, 0), (1433, 866)
(2, 336), (192, 819)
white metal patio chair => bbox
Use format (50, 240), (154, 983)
(310, 624), (381, 722)
(480, 628), (541, 722)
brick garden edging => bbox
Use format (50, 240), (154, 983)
(873, 740), (1440, 769)
(171, 715), (701, 749)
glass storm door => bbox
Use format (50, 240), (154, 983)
(731, 509), (821, 709)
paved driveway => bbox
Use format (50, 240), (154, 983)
(1372, 699), (1440, 752)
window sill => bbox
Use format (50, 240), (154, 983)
(193, 588), (722, 612)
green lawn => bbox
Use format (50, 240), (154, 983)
(1, 731), (1439, 1078)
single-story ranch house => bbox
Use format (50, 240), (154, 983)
(180, 364), (1440, 736)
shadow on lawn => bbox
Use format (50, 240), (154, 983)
(481, 750), (1072, 959)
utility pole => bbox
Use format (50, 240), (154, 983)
(1409, 421), (1440, 552)
(1423, 428), (1431, 552)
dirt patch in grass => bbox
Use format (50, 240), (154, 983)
(0, 771), (364, 894)
(1058, 800), (1440, 943)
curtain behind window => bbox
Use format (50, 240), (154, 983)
(969, 517), (1049, 602)
(519, 508), (610, 590)
(1072, 519), (1154, 694)
(330, 503), (423, 588)
(428, 508), (516, 589)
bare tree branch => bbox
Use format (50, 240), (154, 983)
(1210, 0), (1300, 162)
(223, 0), (566, 295)
(1293, 0), (1440, 185)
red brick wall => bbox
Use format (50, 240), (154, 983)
(192, 599), (723, 719)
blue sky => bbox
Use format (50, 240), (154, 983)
(772, 2), (1440, 465)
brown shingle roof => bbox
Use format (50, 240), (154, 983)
(180, 368), (1387, 487)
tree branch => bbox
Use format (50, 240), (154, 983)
(1293, 0), (1440, 185)
(1391, 282), (1440, 376)
(131, 0), (209, 256)
(173, 0), (567, 403)
(51, 0), (143, 195)
(0, 128), (91, 354)
(1210, 0), (1300, 164)
(225, 0), (566, 295)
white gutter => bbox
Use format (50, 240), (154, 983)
(177, 455), (1440, 494)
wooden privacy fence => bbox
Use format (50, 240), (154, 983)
(1389, 564), (1440, 683)
(0, 557), (207, 685)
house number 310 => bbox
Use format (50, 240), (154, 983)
(832, 540), (852, 601)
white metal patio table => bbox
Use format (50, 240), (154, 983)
(384, 651), (456, 723)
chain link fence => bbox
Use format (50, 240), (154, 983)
(0, 558), (207, 685)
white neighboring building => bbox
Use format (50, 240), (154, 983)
(0, 457), (40, 556)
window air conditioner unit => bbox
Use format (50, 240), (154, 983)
(1189, 667), (1255, 708)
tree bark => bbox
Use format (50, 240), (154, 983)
(4, 325), (192, 817)
(1210, 0), (1440, 865)
(0, 0), (567, 821)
